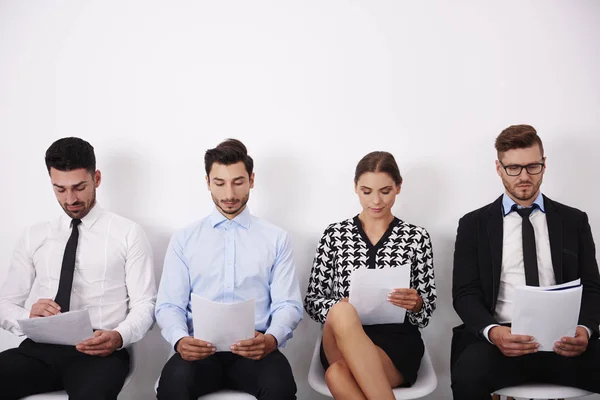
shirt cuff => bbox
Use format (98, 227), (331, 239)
(578, 325), (592, 339)
(265, 325), (287, 348)
(482, 324), (500, 344)
(113, 327), (130, 349)
(164, 325), (190, 351)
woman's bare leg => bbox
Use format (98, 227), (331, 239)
(322, 302), (403, 399)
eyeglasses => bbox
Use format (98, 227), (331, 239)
(499, 159), (545, 176)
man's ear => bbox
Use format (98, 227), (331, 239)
(94, 170), (102, 188)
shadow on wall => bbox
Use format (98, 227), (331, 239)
(394, 163), (467, 400)
(250, 151), (334, 399)
(97, 151), (179, 399)
(396, 163), (446, 227)
(100, 150), (146, 223)
(545, 135), (600, 213)
(251, 151), (309, 230)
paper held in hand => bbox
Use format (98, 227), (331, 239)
(17, 309), (94, 346)
(191, 294), (255, 352)
(349, 266), (411, 325)
(512, 279), (582, 352)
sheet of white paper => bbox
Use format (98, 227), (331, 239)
(17, 309), (93, 346)
(349, 266), (411, 325)
(521, 279), (581, 292)
(191, 294), (255, 352)
(512, 280), (582, 351)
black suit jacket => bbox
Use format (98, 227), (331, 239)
(451, 194), (600, 365)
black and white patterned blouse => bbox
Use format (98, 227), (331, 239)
(304, 216), (436, 328)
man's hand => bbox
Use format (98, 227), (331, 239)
(76, 330), (123, 357)
(554, 326), (589, 357)
(29, 299), (61, 318)
(489, 326), (539, 357)
(175, 336), (216, 361)
(388, 288), (423, 312)
(230, 331), (277, 360)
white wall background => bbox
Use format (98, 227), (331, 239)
(1, 1), (599, 399)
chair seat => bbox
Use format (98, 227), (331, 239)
(21, 394), (69, 400)
(494, 383), (593, 399)
(198, 391), (257, 400)
(308, 335), (437, 399)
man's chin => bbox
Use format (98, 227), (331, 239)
(512, 190), (536, 202)
(219, 205), (242, 215)
(62, 208), (88, 219)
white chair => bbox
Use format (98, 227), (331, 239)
(493, 383), (593, 400)
(308, 335), (437, 399)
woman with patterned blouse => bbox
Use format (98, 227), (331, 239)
(304, 151), (436, 399)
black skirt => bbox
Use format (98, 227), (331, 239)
(319, 323), (424, 387)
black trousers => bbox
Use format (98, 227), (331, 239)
(0, 338), (130, 400)
(156, 350), (297, 400)
(451, 338), (600, 399)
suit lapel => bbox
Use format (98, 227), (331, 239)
(487, 195), (504, 306)
(544, 195), (564, 284)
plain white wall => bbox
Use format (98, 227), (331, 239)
(1, 1), (600, 399)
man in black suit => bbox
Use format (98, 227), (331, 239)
(451, 124), (600, 399)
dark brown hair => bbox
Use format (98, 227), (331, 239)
(204, 138), (254, 178)
(495, 125), (544, 158)
(354, 151), (402, 186)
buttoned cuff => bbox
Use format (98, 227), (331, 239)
(114, 326), (130, 349)
(164, 325), (190, 351)
(482, 324), (500, 344)
(265, 325), (287, 348)
(578, 325), (592, 339)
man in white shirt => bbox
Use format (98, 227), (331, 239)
(451, 125), (600, 398)
(0, 137), (157, 400)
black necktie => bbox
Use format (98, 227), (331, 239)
(515, 207), (539, 286)
(55, 219), (82, 312)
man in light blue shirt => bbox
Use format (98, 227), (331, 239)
(155, 139), (303, 400)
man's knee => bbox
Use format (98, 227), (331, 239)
(66, 353), (129, 400)
(157, 354), (197, 397)
(255, 352), (296, 400)
(0, 347), (60, 399)
(451, 342), (500, 397)
(256, 373), (296, 400)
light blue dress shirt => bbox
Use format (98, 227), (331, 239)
(502, 191), (546, 216)
(155, 207), (303, 349)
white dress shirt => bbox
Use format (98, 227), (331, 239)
(0, 204), (157, 348)
(494, 202), (555, 324)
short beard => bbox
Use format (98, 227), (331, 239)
(213, 193), (249, 217)
(62, 190), (96, 220)
(503, 178), (542, 202)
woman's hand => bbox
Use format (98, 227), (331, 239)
(388, 288), (423, 312)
